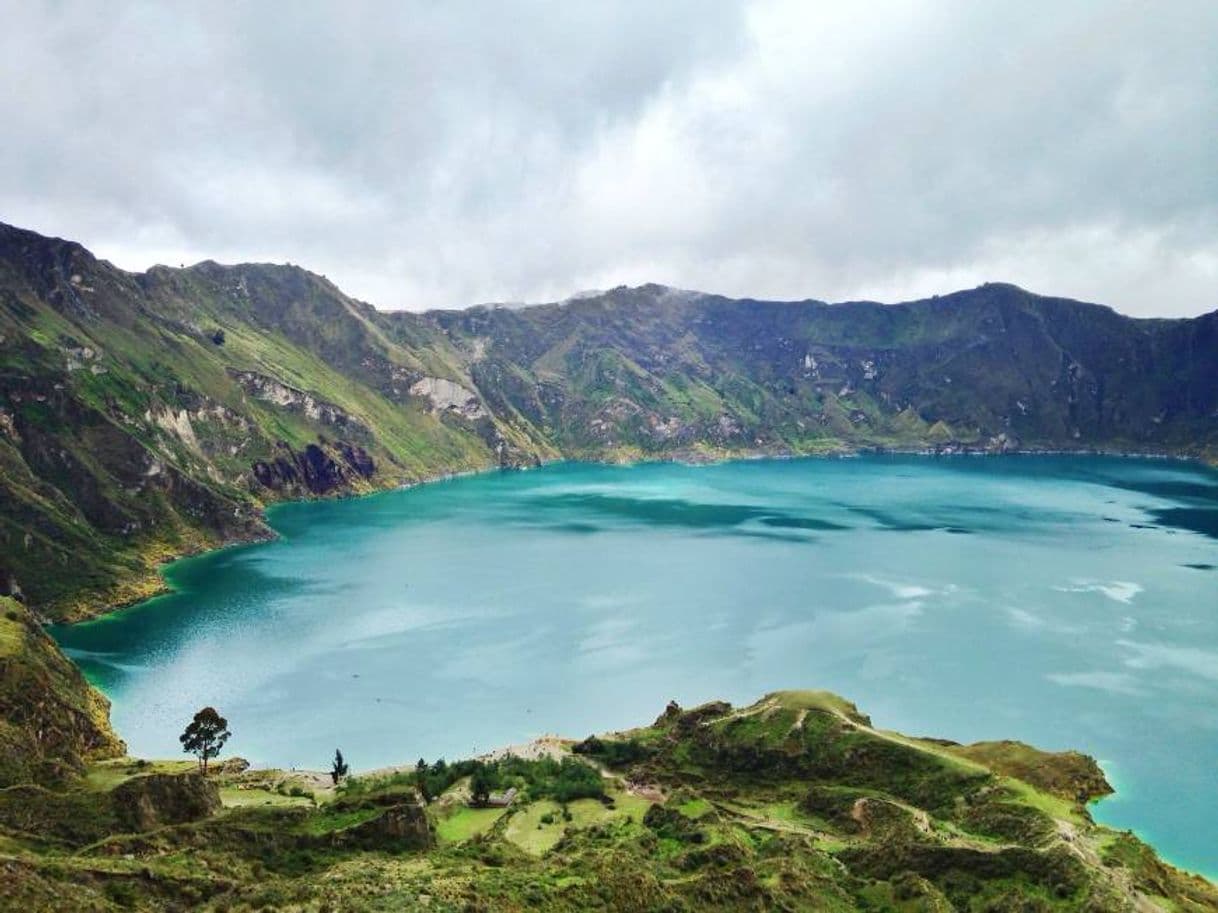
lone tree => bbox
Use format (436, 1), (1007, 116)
(330, 749), (350, 785)
(179, 707), (231, 774)
(469, 763), (493, 807)
(415, 758), (430, 802)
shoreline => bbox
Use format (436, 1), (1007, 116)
(50, 442), (1214, 629)
(1086, 763), (1218, 885)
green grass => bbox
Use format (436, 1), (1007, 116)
(500, 785), (653, 856)
(502, 799), (565, 855)
(766, 689), (871, 722)
(611, 790), (654, 821)
(757, 801), (818, 825)
(1002, 777), (1087, 826)
(561, 798), (615, 828)
(83, 758), (197, 792)
(676, 797), (713, 819)
(0, 598), (25, 655)
(296, 805), (383, 836)
(219, 786), (313, 809)
(715, 797), (828, 837)
(434, 805), (507, 843)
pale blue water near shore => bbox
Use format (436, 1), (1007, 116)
(52, 455), (1218, 876)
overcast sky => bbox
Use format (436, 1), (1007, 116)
(2, 1), (1216, 316)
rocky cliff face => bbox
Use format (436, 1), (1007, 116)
(251, 439), (377, 496)
(2, 222), (1217, 619)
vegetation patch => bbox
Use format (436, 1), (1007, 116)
(0, 689), (1214, 910)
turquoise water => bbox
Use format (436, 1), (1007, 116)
(52, 456), (1218, 875)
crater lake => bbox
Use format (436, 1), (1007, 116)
(51, 455), (1218, 876)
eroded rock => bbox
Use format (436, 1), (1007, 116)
(339, 801), (433, 850)
(110, 772), (221, 832)
(409, 376), (485, 419)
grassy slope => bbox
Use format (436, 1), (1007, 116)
(0, 596), (123, 787)
(1, 690), (1215, 912)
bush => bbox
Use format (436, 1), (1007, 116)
(343, 753), (605, 805)
(548, 758), (605, 803)
(493, 755), (605, 803)
(103, 879), (139, 908)
(573, 736), (654, 768)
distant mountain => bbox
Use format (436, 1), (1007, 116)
(2, 221), (1216, 618)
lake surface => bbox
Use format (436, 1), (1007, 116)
(53, 455), (1218, 875)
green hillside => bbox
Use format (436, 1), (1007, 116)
(2, 689), (1215, 911)
(2, 223), (1216, 620)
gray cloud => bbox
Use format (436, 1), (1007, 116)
(1, 0), (1215, 315)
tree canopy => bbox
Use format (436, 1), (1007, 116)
(179, 707), (231, 773)
(331, 749), (350, 784)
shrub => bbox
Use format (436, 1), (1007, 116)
(573, 736), (654, 768)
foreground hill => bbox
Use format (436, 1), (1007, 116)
(2, 688), (1214, 912)
(2, 222), (1216, 619)
(0, 596), (123, 785)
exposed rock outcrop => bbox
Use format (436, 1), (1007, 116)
(409, 375), (485, 419)
(251, 439), (376, 495)
(110, 772), (222, 832)
(229, 370), (370, 434)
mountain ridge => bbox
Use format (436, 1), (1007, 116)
(2, 220), (1217, 619)
(12, 219), (1208, 320)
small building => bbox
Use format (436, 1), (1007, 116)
(484, 786), (517, 808)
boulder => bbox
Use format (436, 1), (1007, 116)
(654, 700), (683, 726)
(340, 801), (433, 850)
(218, 756), (250, 774)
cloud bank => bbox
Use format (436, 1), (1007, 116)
(2, 1), (1215, 314)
